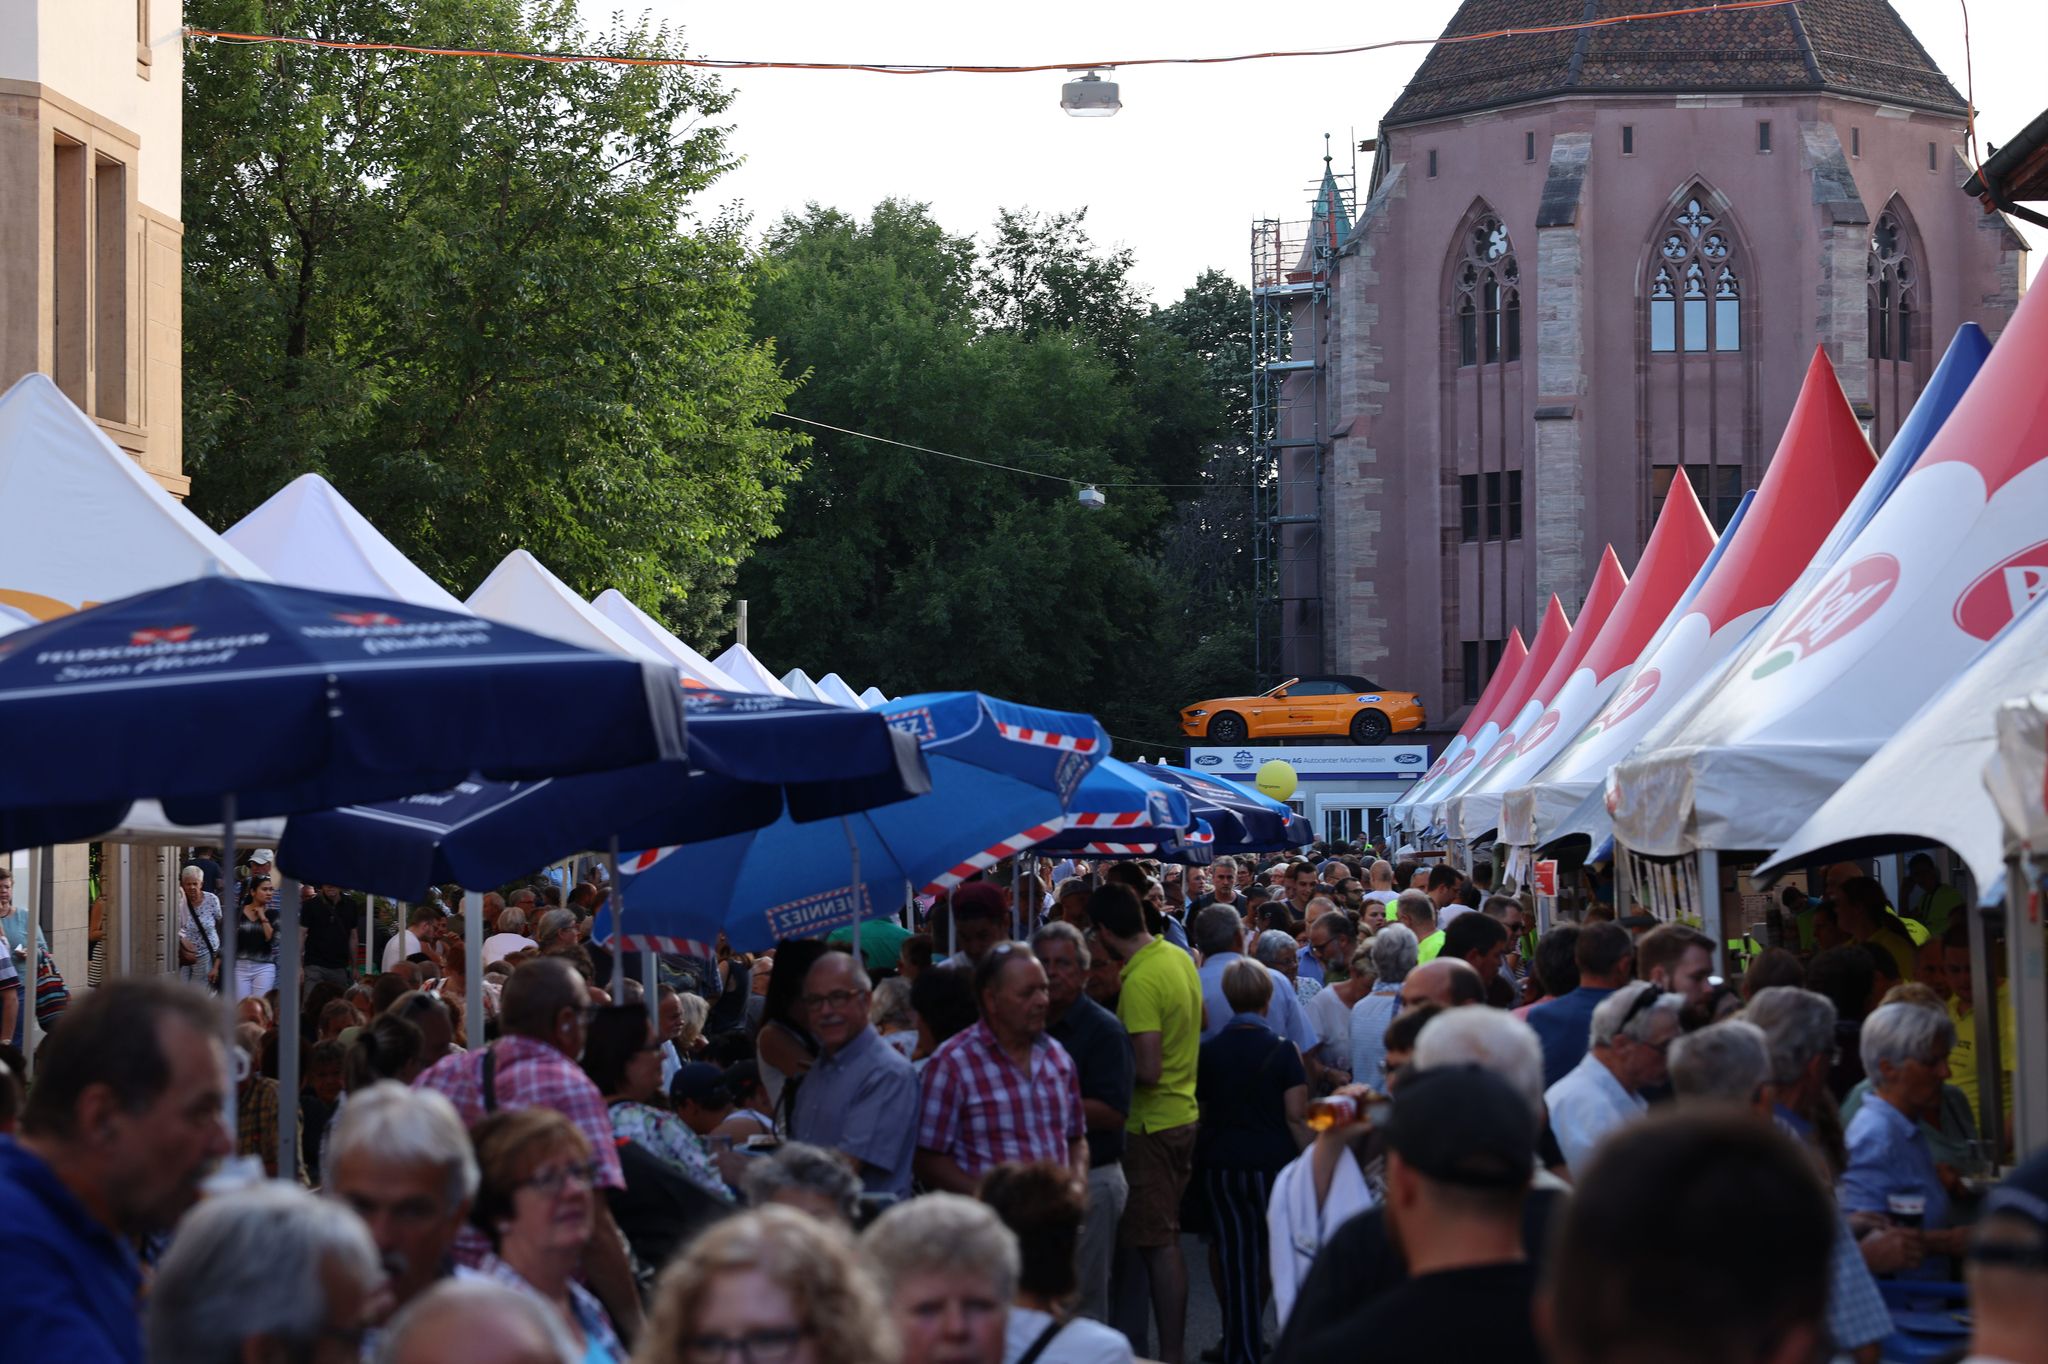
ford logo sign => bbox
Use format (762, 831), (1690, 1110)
(1394, 752), (1423, 765)
(1193, 754), (1222, 767)
(1232, 750), (1256, 770)
(1356, 695), (1382, 704)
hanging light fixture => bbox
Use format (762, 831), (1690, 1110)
(1077, 484), (1107, 510)
(1061, 69), (1121, 118)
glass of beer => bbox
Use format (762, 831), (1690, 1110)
(1886, 1192), (1926, 1231)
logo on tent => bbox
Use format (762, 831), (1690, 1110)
(1517, 709), (1561, 756)
(1480, 733), (1518, 768)
(333, 611), (402, 628)
(131, 626), (195, 646)
(1441, 748), (1477, 781)
(1572, 669), (1661, 746)
(1751, 553), (1900, 679)
(1953, 540), (2048, 640)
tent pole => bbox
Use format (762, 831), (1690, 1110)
(2005, 854), (2048, 1156)
(364, 894), (376, 978)
(1696, 850), (1723, 979)
(218, 795), (240, 1141)
(277, 874), (301, 1182)
(162, 848), (176, 982)
(22, 849), (44, 1079)
(641, 951), (657, 1029)
(118, 844), (132, 977)
(947, 886), (957, 958)
(607, 837), (625, 1002)
(1971, 883), (2004, 1144)
(463, 891), (484, 1052)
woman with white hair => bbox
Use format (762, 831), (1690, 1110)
(174, 863), (224, 990)
(1347, 924), (1418, 1090)
(863, 1193), (1018, 1364)
(1839, 1000), (1968, 1268)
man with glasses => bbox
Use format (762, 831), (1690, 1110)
(788, 950), (918, 1198)
(1033, 921), (1134, 1323)
(413, 957), (642, 1337)
(915, 941), (1086, 1193)
(1544, 982), (1682, 1175)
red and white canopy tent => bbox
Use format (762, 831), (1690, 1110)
(1388, 628), (1527, 837)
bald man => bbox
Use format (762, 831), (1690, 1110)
(1396, 958), (1486, 1012)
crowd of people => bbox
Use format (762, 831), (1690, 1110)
(0, 843), (2042, 1364)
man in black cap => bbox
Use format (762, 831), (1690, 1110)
(1965, 1148), (2048, 1364)
(1275, 1066), (1544, 1364)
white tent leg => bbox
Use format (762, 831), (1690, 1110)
(1697, 850), (1723, 979)
(2003, 857), (2047, 1156)
(277, 875), (301, 1181)
(119, 844), (132, 977)
(464, 891), (484, 1051)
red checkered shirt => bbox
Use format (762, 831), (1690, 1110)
(916, 1021), (1085, 1178)
(415, 1035), (626, 1267)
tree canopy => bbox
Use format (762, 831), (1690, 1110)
(183, 0), (799, 635)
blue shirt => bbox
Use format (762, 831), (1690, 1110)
(0, 1139), (144, 1364)
(1347, 985), (1402, 1091)
(1295, 945), (1325, 986)
(1839, 1091), (1951, 1234)
(1526, 985), (1620, 1088)
(789, 1025), (919, 1197)
(1197, 952), (1320, 1056)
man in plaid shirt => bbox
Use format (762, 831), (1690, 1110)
(915, 940), (1088, 1192)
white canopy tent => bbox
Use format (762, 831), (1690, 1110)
(1610, 293), (2048, 859)
(1988, 696), (2048, 1155)
(223, 473), (469, 612)
(1415, 595), (1574, 832)
(814, 672), (866, 709)
(1391, 630), (1528, 835)
(590, 589), (743, 690)
(467, 550), (668, 665)
(858, 686), (889, 708)
(714, 643), (797, 697)
(780, 668), (826, 703)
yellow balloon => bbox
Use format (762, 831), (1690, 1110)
(1254, 759), (1298, 802)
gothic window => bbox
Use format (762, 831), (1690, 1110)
(1649, 194), (1740, 353)
(1868, 211), (1917, 361)
(1454, 214), (1520, 368)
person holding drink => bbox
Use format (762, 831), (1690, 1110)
(1193, 959), (1309, 1364)
(1838, 1001), (1970, 1272)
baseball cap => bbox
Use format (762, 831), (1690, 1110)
(670, 1062), (732, 1107)
(247, 848), (275, 866)
(1972, 1148), (2048, 1269)
(1384, 1064), (1536, 1189)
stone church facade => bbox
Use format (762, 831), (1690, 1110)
(1275, 0), (2027, 729)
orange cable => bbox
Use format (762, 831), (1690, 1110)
(184, 0), (1805, 76)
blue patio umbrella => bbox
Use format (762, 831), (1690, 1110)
(603, 692), (1111, 953)
(1145, 765), (1314, 852)
(1055, 816), (1218, 865)
(0, 575), (687, 831)
(1032, 757), (1192, 851)
(277, 694), (929, 901)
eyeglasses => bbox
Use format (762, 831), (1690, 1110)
(518, 1160), (600, 1195)
(681, 1329), (809, 1364)
(799, 988), (866, 1012)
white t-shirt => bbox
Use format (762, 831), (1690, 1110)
(1002, 1307), (1132, 1364)
(381, 930), (424, 971)
(481, 932), (538, 965)
(1305, 986), (1354, 1060)
(1266, 1144), (1375, 1328)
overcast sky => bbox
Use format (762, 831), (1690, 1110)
(589, 0), (2042, 302)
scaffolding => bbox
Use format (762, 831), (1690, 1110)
(1251, 149), (1354, 684)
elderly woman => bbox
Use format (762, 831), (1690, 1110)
(863, 1193), (1018, 1364)
(1347, 924), (1418, 1090)
(582, 1005), (733, 1205)
(1195, 959), (1310, 1364)
(1841, 984), (1980, 1173)
(742, 1140), (864, 1227)
(174, 863), (225, 990)
(1306, 936), (1376, 1081)
(471, 1107), (627, 1362)
(870, 976), (920, 1059)
(978, 1163), (1134, 1364)
(1254, 929), (1321, 1008)
(633, 1205), (896, 1364)
(1838, 1000), (1968, 1267)
(232, 873), (280, 1001)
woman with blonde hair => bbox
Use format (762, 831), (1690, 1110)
(634, 1205), (895, 1364)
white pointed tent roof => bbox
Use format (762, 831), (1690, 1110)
(224, 473), (468, 612)
(814, 673), (866, 709)
(590, 590), (742, 690)
(1611, 294), (2048, 856)
(1756, 593), (2048, 894)
(0, 373), (266, 629)
(858, 686), (889, 707)
(780, 669), (825, 703)
(714, 644), (797, 698)
(1990, 697), (2048, 858)
(466, 551), (666, 664)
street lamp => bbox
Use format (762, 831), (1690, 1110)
(1061, 69), (1120, 118)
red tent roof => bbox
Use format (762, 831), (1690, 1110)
(1518, 547), (1628, 714)
(1580, 473), (1719, 682)
(1687, 348), (1874, 632)
(1917, 280), (2048, 498)
(1485, 594), (1573, 731)
(1456, 627), (1529, 740)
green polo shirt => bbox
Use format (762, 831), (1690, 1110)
(1417, 930), (1446, 964)
(1116, 936), (1204, 1133)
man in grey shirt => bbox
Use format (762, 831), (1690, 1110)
(789, 950), (918, 1197)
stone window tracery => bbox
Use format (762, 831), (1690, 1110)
(1868, 211), (1916, 361)
(1454, 215), (1521, 368)
(1649, 194), (1740, 353)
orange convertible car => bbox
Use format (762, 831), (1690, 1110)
(1180, 675), (1426, 745)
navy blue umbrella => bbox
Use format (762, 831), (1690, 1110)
(1145, 765), (1313, 852)
(1058, 816), (1218, 865)
(277, 694), (930, 901)
(0, 576), (687, 832)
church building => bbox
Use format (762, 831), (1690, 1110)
(1262, 0), (2027, 729)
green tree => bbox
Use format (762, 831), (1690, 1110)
(183, 0), (798, 634)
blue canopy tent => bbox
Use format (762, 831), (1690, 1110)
(605, 692), (1115, 953)
(1143, 765), (1314, 852)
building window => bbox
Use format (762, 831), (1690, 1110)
(1458, 471), (1523, 542)
(52, 136), (89, 407)
(1649, 194), (1741, 353)
(1454, 214), (1520, 369)
(1757, 121), (1772, 153)
(1621, 125), (1634, 155)
(1868, 210), (1916, 361)
(93, 157), (128, 422)
(49, 135), (131, 423)
(1929, 140), (1939, 172)
(1851, 126), (1861, 157)
(1428, 149), (1438, 178)
(1653, 464), (1743, 530)
(1525, 131), (1536, 162)
(1460, 638), (1508, 703)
